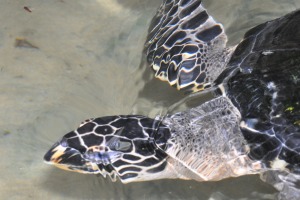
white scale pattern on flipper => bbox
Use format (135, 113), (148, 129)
(162, 96), (263, 181)
(145, 0), (235, 92)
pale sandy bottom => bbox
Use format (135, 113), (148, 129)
(0, 0), (299, 199)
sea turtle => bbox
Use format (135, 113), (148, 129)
(44, 0), (300, 199)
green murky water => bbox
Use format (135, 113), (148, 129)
(0, 0), (299, 199)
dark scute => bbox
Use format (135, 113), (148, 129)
(241, 126), (270, 143)
(163, 1), (173, 14)
(179, 0), (201, 18)
(180, 0), (192, 7)
(181, 45), (198, 54)
(155, 148), (168, 160)
(252, 121), (273, 133)
(134, 140), (156, 156)
(181, 59), (196, 70)
(181, 11), (208, 30)
(66, 137), (86, 153)
(268, 10), (300, 49)
(64, 131), (76, 138)
(161, 16), (173, 28)
(93, 116), (119, 125)
(143, 128), (157, 137)
(103, 164), (114, 173)
(136, 157), (161, 167)
(94, 125), (114, 135)
(261, 138), (282, 159)
(82, 134), (103, 147)
(157, 26), (178, 47)
(109, 118), (127, 128)
(97, 164), (104, 171)
(148, 15), (162, 38)
(248, 144), (268, 161)
(120, 173), (138, 180)
(195, 72), (206, 84)
(119, 167), (142, 174)
(167, 62), (178, 83)
(170, 16), (180, 25)
(241, 122), (295, 163)
(227, 75), (271, 120)
(176, 38), (192, 45)
(196, 25), (222, 42)
(156, 60), (169, 75)
(203, 84), (211, 89)
(200, 63), (205, 70)
(171, 54), (182, 65)
(146, 161), (167, 173)
(280, 147), (300, 165)
(169, 45), (184, 58)
(109, 115), (144, 129)
(250, 142), (280, 161)
(157, 25), (172, 39)
(178, 66), (200, 86)
(122, 119), (148, 139)
(168, 5), (178, 17)
(229, 37), (255, 67)
(123, 154), (141, 161)
(244, 23), (267, 39)
(154, 46), (167, 60)
(239, 53), (261, 73)
(58, 152), (85, 165)
(139, 117), (157, 130)
(77, 122), (96, 134)
(165, 31), (187, 47)
(112, 159), (131, 168)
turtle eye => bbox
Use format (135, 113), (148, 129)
(114, 141), (131, 151)
(107, 137), (132, 152)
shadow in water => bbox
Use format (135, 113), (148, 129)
(116, 0), (161, 11)
(41, 168), (276, 200)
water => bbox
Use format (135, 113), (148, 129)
(0, 0), (299, 199)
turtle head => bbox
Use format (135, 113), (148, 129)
(44, 115), (172, 183)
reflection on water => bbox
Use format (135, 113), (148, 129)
(0, 0), (299, 199)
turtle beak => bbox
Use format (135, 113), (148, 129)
(44, 141), (99, 173)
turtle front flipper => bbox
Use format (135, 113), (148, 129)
(144, 0), (234, 93)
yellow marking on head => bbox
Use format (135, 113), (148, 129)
(285, 106), (294, 112)
(52, 163), (100, 174)
(294, 120), (300, 126)
(54, 163), (75, 172)
(50, 145), (67, 163)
